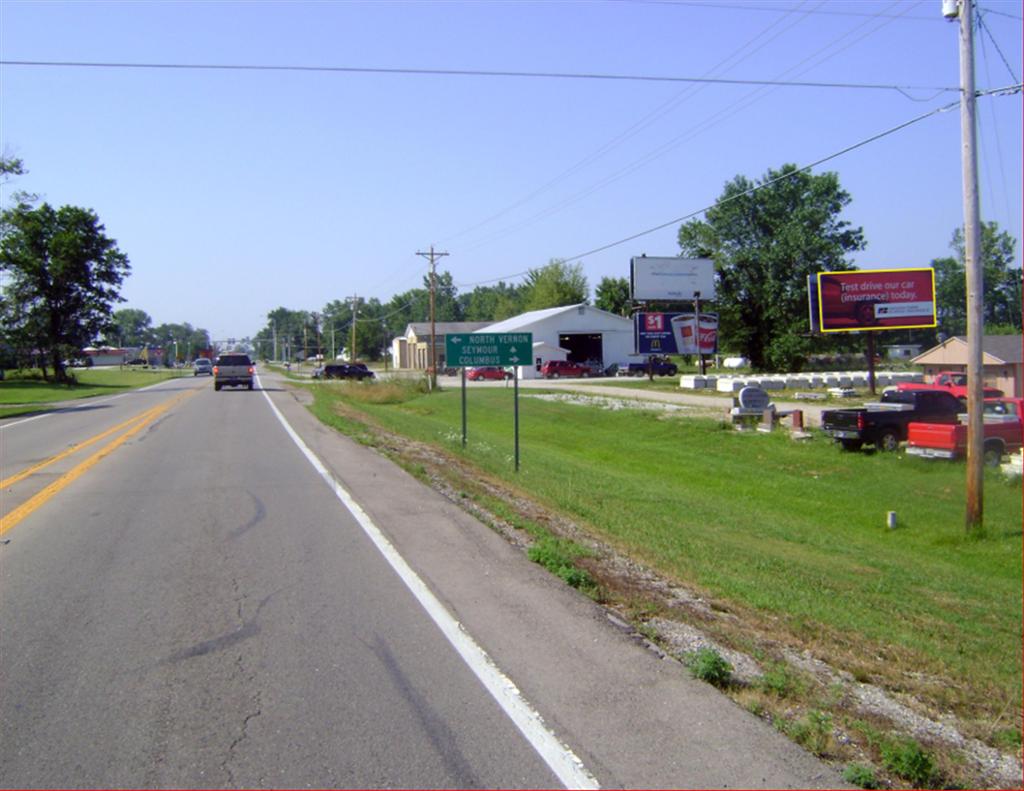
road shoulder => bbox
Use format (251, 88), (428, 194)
(261, 371), (846, 789)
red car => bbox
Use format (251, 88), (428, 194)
(540, 360), (590, 379)
(466, 366), (513, 381)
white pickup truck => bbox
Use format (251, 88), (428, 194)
(213, 353), (255, 391)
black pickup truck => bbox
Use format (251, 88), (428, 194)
(821, 389), (963, 452)
(617, 356), (679, 377)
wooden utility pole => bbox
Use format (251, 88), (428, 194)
(954, 0), (985, 531)
(349, 295), (359, 362)
(416, 246), (449, 389)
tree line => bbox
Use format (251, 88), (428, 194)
(252, 259), (604, 363)
(256, 168), (1020, 371)
(3, 155), (1020, 380)
(106, 307), (212, 361)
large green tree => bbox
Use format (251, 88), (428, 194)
(254, 307), (310, 361)
(594, 276), (631, 316)
(459, 281), (525, 321)
(108, 308), (153, 346)
(151, 322), (211, 363)
(932, 221), (1021, 336)
(678, 164), (865, 371)
(522, 259), (589, 311)
(1, 202), (131, 381)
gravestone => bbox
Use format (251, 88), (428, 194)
(737, 386), (771, 412)
(730, 385), (774, 429)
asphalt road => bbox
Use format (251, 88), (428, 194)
(1, 370), (845, 789)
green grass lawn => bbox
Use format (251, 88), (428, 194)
(310, 381), (1022, 730)
(0, 368), (187, 417)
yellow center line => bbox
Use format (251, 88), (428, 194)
(0, 391), (195, 536)
(0, 406), (163, 489)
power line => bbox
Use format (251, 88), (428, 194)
(977, 10), (1020, 84)
(456, 0), (930, 254)
(0, 59), (959, 94)
(616, 0), (948, 20)
(441, 0), (827, 245)
(455, 85), (1021, 290)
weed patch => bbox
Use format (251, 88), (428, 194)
(686, 647), (733, 688)
(527, 535), (597, 593)
(879, 737), (937, 787)
(781, 710), (833, 756)
(842, 763), (881, 789)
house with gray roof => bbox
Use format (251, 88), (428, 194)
(911, 335), (1023, 397)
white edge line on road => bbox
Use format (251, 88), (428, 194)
(1, 377), (185, 430)
(258, 377), (599, 791)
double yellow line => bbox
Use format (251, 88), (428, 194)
(0, 391), (194, 536)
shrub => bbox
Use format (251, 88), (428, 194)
(759, 661), (801, 698)
(881, 737), (935, 787)
(843, 763), (881, 789)
(686, 647), (732, 688)
(783, 710), (833, 755)
(527, 536), (595, 592)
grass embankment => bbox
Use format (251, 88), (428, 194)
(307, 379), (1021, 785)
(0, 368), (186, 418)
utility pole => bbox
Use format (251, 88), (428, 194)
(349, 295), (359, 362)
(948, 0), (985, 531)
(416, 246), (449, 389)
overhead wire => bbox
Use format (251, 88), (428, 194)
(615, 0), (947, 20)
(0, 59), (958, 94)
(440, 0), (823, 244)
(975, 11), (1016, 230)
(455, 84), (1021, 290)
(976, 8), (1020, 83)
(455, 0), (924, 255)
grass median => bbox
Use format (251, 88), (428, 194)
(307, 378), (1022, 772)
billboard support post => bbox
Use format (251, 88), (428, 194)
(694, 291), (705, 376)
(866, 333), (876, 395)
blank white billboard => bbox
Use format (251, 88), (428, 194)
(630, 257), (716, 301)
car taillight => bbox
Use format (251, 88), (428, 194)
(248, 367), (254, 374)
(857, 412), (865, 430)
(213, 366), (220, 375)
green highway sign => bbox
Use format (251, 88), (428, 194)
(445, 332), (533, 367)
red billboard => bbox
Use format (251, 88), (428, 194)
(815, 268), (936, 333)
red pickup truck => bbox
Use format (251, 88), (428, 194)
(897, 370), (1003, 400)
(906, 397), (1023, 466)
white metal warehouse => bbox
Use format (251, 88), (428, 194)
(481, 304), (636, 380)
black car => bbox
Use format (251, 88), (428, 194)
(318, 363), (375, 381)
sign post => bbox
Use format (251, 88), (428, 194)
(445, 333), (533, 471)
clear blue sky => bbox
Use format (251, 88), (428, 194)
(2, 0), (1021, 344)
